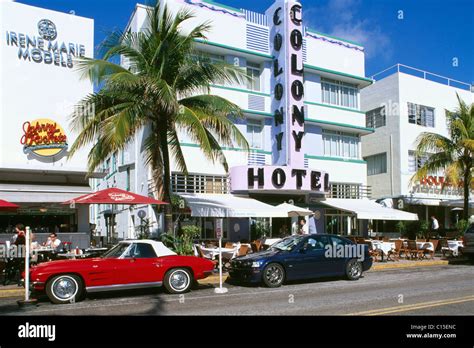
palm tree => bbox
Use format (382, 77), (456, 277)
(412, 94), (474, 220)
(69, 1), (249, 233)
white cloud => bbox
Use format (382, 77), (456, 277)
(304, 0), (393, 61)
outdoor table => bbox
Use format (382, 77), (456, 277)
(444, 240), (464, 256)
(370, 240), (395, 257)
(402, 241), (434, 251)
(198, 246), (236, 260)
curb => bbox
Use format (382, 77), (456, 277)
(370, 260), (449, 271)
(0, 288), (24, 298)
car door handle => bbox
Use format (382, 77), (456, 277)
(153, 262), (162, 268)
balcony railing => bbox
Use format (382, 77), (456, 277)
(329, 183), (372, 199)
(370, 64), (473, 91)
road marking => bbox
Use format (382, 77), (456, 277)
(347, 295), (474, 316)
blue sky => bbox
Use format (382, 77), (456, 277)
(15, 0), (474, 84)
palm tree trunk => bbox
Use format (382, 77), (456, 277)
(160, 128), (173, 234)
(463, 168), (470, 221)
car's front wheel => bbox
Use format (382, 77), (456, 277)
(46, 274), (84, 304)
(262, 263), (285, 288)
(345, 259), (362, 280)
(164, 268), (192, 294)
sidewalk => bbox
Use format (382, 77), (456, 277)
(0, 258), (453, 298)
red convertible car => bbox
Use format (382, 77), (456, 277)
(28, 240), (215, 304)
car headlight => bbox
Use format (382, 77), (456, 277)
(251, 261), (263, 268)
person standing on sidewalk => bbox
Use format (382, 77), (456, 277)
(431, 216), (439, 234)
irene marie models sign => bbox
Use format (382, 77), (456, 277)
(5, 18), (86, 68)
(230, 0), (328, 194)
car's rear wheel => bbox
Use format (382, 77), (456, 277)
(345, 259), (362, 280)
(164, 268), (192, 294)
(262, 263), (285, 288)
(46, 274), (84, 304)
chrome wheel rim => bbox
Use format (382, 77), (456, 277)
(350, 262), (362, 278)
(169, 270), (190, 291)
(265, 265), (283, 285)
(52, 276), (78, 300)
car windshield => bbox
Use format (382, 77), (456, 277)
(101, 243), (130, 259)
(271, 235), (305, 251)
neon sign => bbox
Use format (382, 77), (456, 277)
(20, 119), (68, 157)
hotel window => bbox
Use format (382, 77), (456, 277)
(366, 106), (386, 128)
(365, 153), (387, 176)
(192, 52), (225, 65)
(408, 151), (429, 173)
(246, 62), (261, 91)
(321, 78), (358, 109)
(322, 130), (359, 159)
(247, 119), (263, 149)
(407, 103), (435, 127)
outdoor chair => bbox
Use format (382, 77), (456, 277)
(224, 242), (234, 249)
(424, 239), (438, 259)
(367, 242), (381, 262)
(407, 240), (424, 260)
(237, 245), (250, 256)
(195, 245), (218, 268)
(387, 240), (404, 261)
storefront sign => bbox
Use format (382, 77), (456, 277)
(20, 118), (68, 157)
(230, 165), (329, 193)
(5, 19), (86, 68)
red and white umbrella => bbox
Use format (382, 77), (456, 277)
(0, 199), (19, 211)
(63, 187), (168, 205)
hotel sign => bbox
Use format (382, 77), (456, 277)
(230, 0), (329, 194)
(5, 19), (86, 69)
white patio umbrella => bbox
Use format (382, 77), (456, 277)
(277, 203), (314, 217)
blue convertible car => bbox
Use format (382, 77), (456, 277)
(229, 234), (372, 287)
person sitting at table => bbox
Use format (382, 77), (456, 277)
(44, 233), (61, 250)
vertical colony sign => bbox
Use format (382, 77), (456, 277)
(271, 0), (304, 167)
(230, 0), (329, 193)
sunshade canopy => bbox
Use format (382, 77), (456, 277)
(0, 199), (19, 210)
(63, 188), (168, 205)
(179, 193), (288, 218)
(276, 203), (313, 217)
(319, 198), (419, 221)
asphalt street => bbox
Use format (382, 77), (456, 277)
(0, 265), (472, 315)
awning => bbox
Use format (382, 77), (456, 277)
(319, 198), (419, 221)
(276, 203), (313, 217)
(440, 199), (474, 208)
(0, 184), (92, 203)
(179, 193), (287, 218)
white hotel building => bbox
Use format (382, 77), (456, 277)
(92, 0), (417, 242)
(0, 1), (94, 246)
(362, 64), (474, 231)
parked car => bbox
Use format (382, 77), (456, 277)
(461, 221), (474, 260)
(27, 240), (215, 304)
(229, 234), (372, 287)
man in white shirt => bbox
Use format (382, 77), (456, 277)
(431, 216), (439, 231)
(45, 233), (61, 250)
